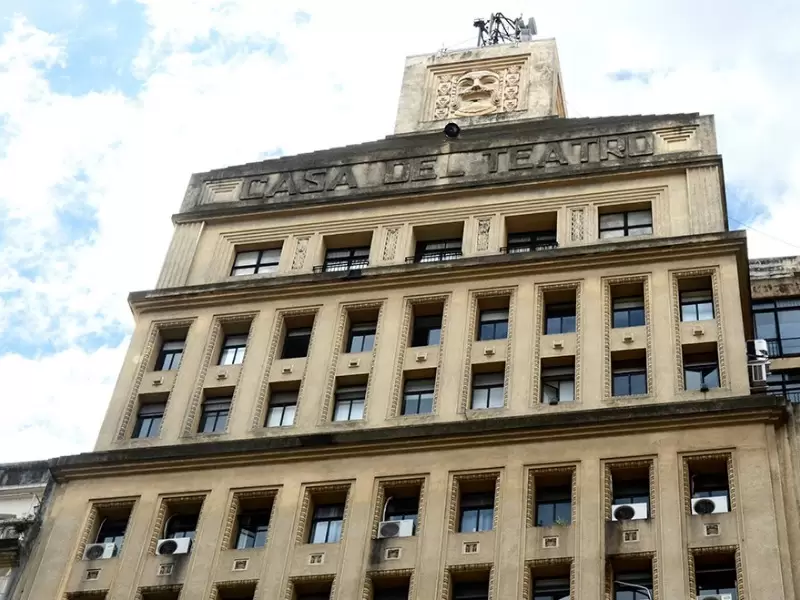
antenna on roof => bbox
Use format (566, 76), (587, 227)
(473, 12), (537, 47)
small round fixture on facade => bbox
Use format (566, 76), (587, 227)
(444, 122), (461, 139)
(158, 539), (178, 555)
(693, 499), (716, 515)
(613, 504), (636, 521)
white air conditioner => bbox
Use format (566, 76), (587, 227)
(748, 361), (770, 386)
(156, 537), (192, 556)
(611, 502), (648, 521)
(747, 339), (769, 360)
(692, 496), (729, 515)
(83, 542), (117, 560)
(698, 594), (733, 600)
(377, 519), (414, 539)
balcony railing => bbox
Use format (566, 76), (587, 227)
(406, 250), (463, 264)
(764, 337), (800, 358)
(313, 259), (369, 273)
(501, 241), (559, 254)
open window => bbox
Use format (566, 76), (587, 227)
(693, 552), (738, 599)
(610, 464), (650, 522)
(451, 570), (490, 600)
(282, 313), (315, 359)
(410, 222), (463, 263)
(504, 212), (558, 253)
(541, 357), (575, 405)
(319, 231), (372, 272)
(688, 456), (730, 515)
(233, 493), (274, 550)
(683, 343), (720, 391)
(306, 488), (348, 545)
(410, 302), (444, 347)
(379, 481), (422, 538)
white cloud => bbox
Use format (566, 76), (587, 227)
(1, 1), (799, 461)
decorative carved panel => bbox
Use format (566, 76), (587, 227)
(569, 207), (586, 242)
(382, 227), (400, 261)
(476, 218), (492, 251)
(292, 237), (310, 270)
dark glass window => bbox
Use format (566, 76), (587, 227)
(612, 360), (647, 396)
(411, 314), (442, 347)
(402, 378), (434, 415)
(471, 372), (505, 410)
(613, 571), (653, 600)
(235, 510), (270, 549)
(373, 584), (410, 600)
(266, 391), (297, 427)
(478, 309), (508, 341)
(541, 367), (575, 404)
(95, 517), (128, 551)
(535, 484), (572, 527)
(333, 385), (366, 421)
(599, 209), (653, 239)
(612, 296), (645, 328)
(544, 302), (576, 335)
(459, 491), (494, 533)
(684, 358), (720, 390)
(385, 496), (419, 532)
(199, 397), (231, 433)
(165, 513), (199, 540)
(309, 504), (344, 544)
(323, 247), (370, 272)
(696, 566), (737, 597)
(681, 290), (714, 322)
(282, 327), (312, 359)
(533, 577), (570, 600)
(414, 239), (462, 263)
(452, 580), (489, 600)
(753, 298), (800, 357)
(132, 402), (165, 439)
(691, 472), (729, 500)
(155, 340), (184, 371)
(613, 480), (650, 506)
(219, 334), (248, 366)
(767, 369), (800, 403)
(347, 321), (376, 353)
(231, 248), (281, 276)
(506, 231), (557, 253)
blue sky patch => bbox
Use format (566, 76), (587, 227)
(608, 69), (655, 84)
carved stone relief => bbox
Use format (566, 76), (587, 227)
(432, 64), (523, 120)
(382, 227), (400, 261)
(476, 218), (492, 251)
(292, 237), (309, 270)
(569, 207), (586, 242)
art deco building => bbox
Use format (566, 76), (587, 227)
(14, 36), (800, 600)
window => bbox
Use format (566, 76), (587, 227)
(266, 390), (297, 427)
(414, 239), (462, 263)
(612, 297), (645, 328)
(282, 326), (312, 359)
(691, 471), (729, 500)
(471, 371), (505, 410)
(309, 504), (344, 544)
(155, 340), (184, 371)
(132, 401), (165, 439)
(373, 583), (410, 600)
(545, 302), (576, 335)
(198, 396), (231, 433)
(323, 247), (370, 272)
(695, 555), (737, 598)
(535, 484), (572, 527)
(459, 491), (494, 533)
(385, 496), (419, 532)
(452, 579), (489, 600)
(753, 298), (800, 357)
(612, 357), (647, 396)
(165, 512), (199, 540)
(347, 321), (376, 353)
(599, 209), (652, 239)
(235, 510), (270, 549)
(681, 290), (714, 322)
(767, 369), (800, 403)
(506, 231), (557, 253)
(478, 309), (508, 341)
(231, 248), (281, 276)
(613, 570), (653, 600)
(333, 385), (366, 421)
(95, 516), (129, 551)
(402, 378), (434, 415)
(613, 479), (650, 507)
(684, 350), (720, 390)
(219, 334), (248, 366)
(532, 577), (570, 600)
(541, 366), (575, 404)
(411, 314), (442, 347)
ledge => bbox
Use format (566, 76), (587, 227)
(129, 231), (748, 313)
(50, 394), (786, 481)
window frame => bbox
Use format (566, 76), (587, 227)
(155, 339), (185, 371)
(219, 334), (248, 366)
(402, 378), (435, 415)
(541, 366), (575, 404)
(282, 326), (313, 359)
(198, 397), (231, 434)
(612, 361), (648, 397)
(323, 246), (370, 272)
(612, 296), (646, 328)
(235, 509), (270, 549)
(534, 484), (572, 527)
(506, 230), (558, 253)
(544, 302), (576, 335)
(680, 290), (715, 322)
(695, 566), (738, 597)
(683, 360), (720, 390)
(470, 371), (505, 410)
(309, 503), (345, 544)
(599, 209), (653, 239)
(613, 571), (653, 600)
(532, 576), (571, 600)
(411, 314), (443, 347)
(753, 298), (800, 358)
(333, 385), (366, 422)
(414, 239), (462, 263)
(477, 308), (509, 341)
(767, 369), (800, 403)
(164, 512), (199, 540)
(347, 321), (377, 353)
(385, 496), (419, 532)
(132, 402), (165, 439)
(452, 580), (490, 600)
(458, 490), (495, 533)
(95, 517), (129, 550)
(266, 390), (298, 427)
(231, 247), (281, 276)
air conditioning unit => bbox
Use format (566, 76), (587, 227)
(83, 542), (117, 560)
(698, 594), (733, 600)
(748, 361), (770, 387)
(156, 537), (192, 556)
(692, 496), (729, 515)
(747, 339), (769, 360)
(377, 519), (414, 539)
(611, 502), (648, 521)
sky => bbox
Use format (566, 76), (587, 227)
(1, 1), (799, 462)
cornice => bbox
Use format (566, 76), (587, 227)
(49, 395), (786, 481)
(128, 231), (748, 315)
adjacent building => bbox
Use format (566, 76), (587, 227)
(14, 36), (800, 600)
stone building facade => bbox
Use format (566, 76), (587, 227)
(14, 38), (800, 600)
